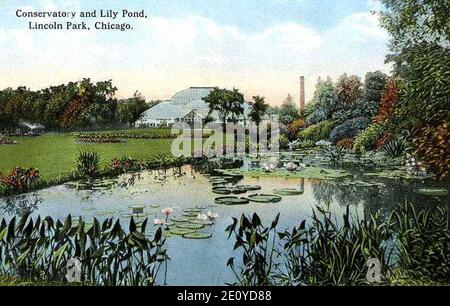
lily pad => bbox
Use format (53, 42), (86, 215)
(274, 188), (304, 196)
(171, 217), (191, 223)
(182, 233), (212, 239)
(215, 196), (250, 206)
(248, 194), (282, 203)
(169, 228), (196, 236)
(415, 188), (449, 196)
(177, 223), (204, 230)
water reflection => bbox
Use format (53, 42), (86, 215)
(1, 194), (43, 216)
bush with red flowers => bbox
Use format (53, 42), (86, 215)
(0, 166), (41, 194)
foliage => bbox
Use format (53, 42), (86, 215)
(76, 151), (100, 178)
(228, 202), (449, 286)
(363, 71), (388, 104)
(329, 117), (370, 144)
(393, 202), (449, 283)
(276, 134), (290, 151)
(225, 213), (280, 286)
(412, 122), (449, 180)
(375, 78), (400, 124)
(286, 119), (306, 141)
(278, 94), (300, 126)
(117, 91), (149, 126)
(298, 120), (335, 142)
(353, 124), (385, 154)
(378, 0), (450, 76)
(203, 87), (245, 132)
(0, 79), (153, 131)
(107, 157), (146, 175)
(336, 138), (354, 150)
(390, 45), (450, 132)
(335, 74), (363, 108)
(227, 206), (393, 286)
(323, 146), (345, 168)
(0, 214), (168, 285)
(0, 167), (40, 195)
(306, 77), (336, 125)
(248, 96), (269, 126)
(381, 138), (409, 159)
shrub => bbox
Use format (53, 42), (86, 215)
(76, 151), (100, 178)
(298, 120), (335, 142)
(412, 122), (449, 180)
(352, 123), (385, 154)
(107, 157), (145, 174)
(0, 166), (41, 194)
(277, 134), (290, 150)
(287, 119), (306, 141)
(376, 78), (400, 123)
(329, 117), (370, 144)
(336, 138), (354, 150)
(382, 138), (409, 159)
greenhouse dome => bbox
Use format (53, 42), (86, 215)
(135, 87), (250, 127)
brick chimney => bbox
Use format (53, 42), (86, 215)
(300, 76), (305, 116)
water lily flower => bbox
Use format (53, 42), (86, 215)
(315, 140), (332, 147)
(285, 162), (297, 172)
(197, 213), (208, 220)
(154, 218), (166, 226)
(161, 207), (173, 216)
(207, 211), (219, 220)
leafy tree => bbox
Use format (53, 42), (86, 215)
(248, 96), (269, 145)
(378, 0), (450, 77)
(364, 71), (388, 103)
(117, 91), (149, 127)
(375, 78), (401, 124)
(279, 94), (300, 125)
(335, 74), (363, 108)
(203, 87), (245, 134)
(306, 77), (336, 125)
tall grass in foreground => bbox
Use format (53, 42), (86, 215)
(226, 202), (449, 286)
(0, 214), (168, 286)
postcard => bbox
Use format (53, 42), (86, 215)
(0, 0), (448, 294)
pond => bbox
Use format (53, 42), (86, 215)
(0, 155), (448, 285)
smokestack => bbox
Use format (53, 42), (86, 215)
(300, 76), (305, 116)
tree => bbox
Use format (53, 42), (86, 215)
(364, 71), (388, 103)
(117, 91), (149, 127)
(279, 94), (299, 125)
(306, 77), (336, 125)
(248, 95), (269, 146)
(335, 74), (363, 108)
(375, 78), (401, 124)
(203, 87), (245, 134)
(378, 0), (450, 77)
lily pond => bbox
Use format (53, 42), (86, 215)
(0, 151), (448, 285)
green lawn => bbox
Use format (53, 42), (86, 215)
(0, 134), (173, 181)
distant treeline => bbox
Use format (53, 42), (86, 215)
(0, 78), (158, 131)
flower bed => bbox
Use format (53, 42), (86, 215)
(0, 130), (40, 137)
(76, 136), (124, 144)
(0, 138), (17, 145)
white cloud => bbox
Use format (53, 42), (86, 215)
(0, 4), (391, 105)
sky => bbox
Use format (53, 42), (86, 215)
(0, 0), (391, 105)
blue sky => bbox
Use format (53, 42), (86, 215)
(0, 0), (390, 104)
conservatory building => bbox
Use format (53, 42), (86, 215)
(135, 87), (250, 127)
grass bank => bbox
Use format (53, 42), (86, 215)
(0, 134), (173, 180)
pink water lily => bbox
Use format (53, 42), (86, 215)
(162, 207), (174, 216)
